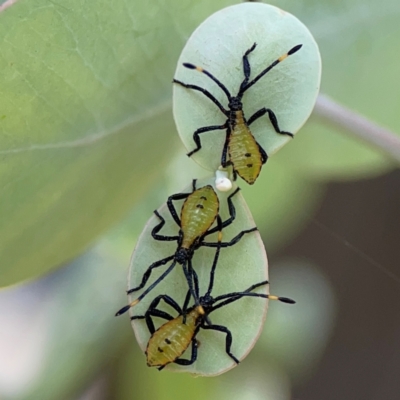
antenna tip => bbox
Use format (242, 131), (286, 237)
(115, 298), (140, 316)
(279, 297), (296, 304)
(288, 44), (302, 55)
(115, 305), (130, 316)
(183, 63), (196, 69)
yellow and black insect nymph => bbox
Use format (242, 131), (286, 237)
(131, 235), (295, 370)
(174, 43), (302, 185)
(115, 179), (257, 316)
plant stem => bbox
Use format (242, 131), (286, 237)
(314, 94), (400, 163)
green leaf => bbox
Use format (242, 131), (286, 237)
(0, 0), (235, 287)
(124, 177), (278, 376)
(173, 2), (321, 174)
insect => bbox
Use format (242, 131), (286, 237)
(131, 238), (295, 370)
(173, 42), (302, 184)
(115, 179), (257, 316)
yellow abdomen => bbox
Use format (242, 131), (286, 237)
(146, 309), (199, 367)
(229, 111), (262, 185)
(180, 186), (219, 248)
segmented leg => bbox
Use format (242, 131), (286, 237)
(173, 79), (228, 116)
(182, 260), (198, 306)
(256, 141), (268, 164)
(221, 128), (231, 167)
(239, 42), (257, 93)
(187, 261), (200, 301)
(149, 293), (183, 314)
(202, 227), (258, 248)
(205, 216), (223, 296)
(247, 107), (293, 138)
(134, 260), (179, 305)
(187, 124), (227, 157)
(166, 191), (192, 227)
(126, 255), (175, 294)
(182, 289), (192, 315)
(152, 210), (180, 241)
(205, 187), (241, 235)
(201, 324), (239, 364)
(182, 264), (199, 324)
(173, 339), (199, 366)
(239, 44), (302, 94)
(157, 339), (199, 371)
(164, 179), (197, 226)
(131, 309), (174, 334)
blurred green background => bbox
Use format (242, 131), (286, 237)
(1, 0), (399, 399)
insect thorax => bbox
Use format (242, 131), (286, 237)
(198, 294), (214, 312)
(228, 96), (243, 112)
(175, 247), (191, 264)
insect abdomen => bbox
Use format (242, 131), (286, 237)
(146, 309), (198, 367)
(180, 186), (219, 248)
(228, 112), (263, 185)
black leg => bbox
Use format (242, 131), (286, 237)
(256, 141), (268, 164)
(146, 309), (174, 333)
(131, 309), (174, 334)
(187, 124), (228, 157)
(247, 107), (293, 138)
(182, 289), (192, 315)
(173, 339), (198, 366)
(189, 260), (200, 300)
(152, 210), (180, 241)
(182, 262), (199, 324)
(182, 260), (198, 306)
(173, 79), (229, 116)
(166, 191), (192, 227)
(239, 44), (302, 94)
(201, 323), (239, 364)
(220, 187), (240, 229)
(147, 293), (183, 315)
(130, 314), (145, 320)
(204, 187), (241, 236)
(239, 43), (257, 93)
(202, 227), (257, 248)
(232, 168), (237, 181)
(206, 216), (223, 296)
(137, 293), (183, 332)
(247, 107), (266, 126)
(126, 255), (175, 294)
(131, 260), (178, 304)
(221, 128), (231, 168)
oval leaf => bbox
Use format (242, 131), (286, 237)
(173, 3), (321, 174)
(126, 177), (270, 376)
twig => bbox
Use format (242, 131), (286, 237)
(313, 94), (400, 164)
